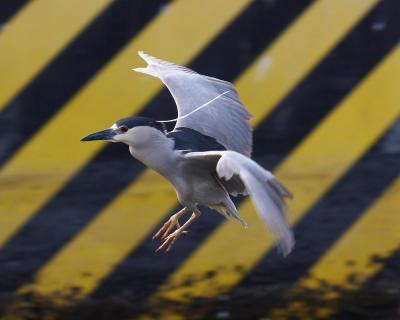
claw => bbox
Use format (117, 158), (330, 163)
(152, 221), (170, 240)
(154, 210), (201, 253)
(153, 216), (181, 240)
(162, 220), (181, 240)
(156, 230), (181, 252)
(153, 208), (188, 241)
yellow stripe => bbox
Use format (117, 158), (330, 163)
(0, 0), (113, 111)
(146, 44), (400, 318)
(238, 0), (378, 125)
(23, 169), (176, 296)
(0, 0), (252, 246)
(303, 178), (400, 289)
(23, 0), (378, 299)
(268, 177), (400, 319)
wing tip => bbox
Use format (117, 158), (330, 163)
(137, 50), (146, 58)
(278, 231), (295, 257)
(270, 176), (294, 199)
(133, 51), (158, 75)
(132, 67), (140, 72)
(137, 50), (155, 66)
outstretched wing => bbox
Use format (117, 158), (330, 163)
(185, 150), (294, 256)
(133, 51), (253, 157)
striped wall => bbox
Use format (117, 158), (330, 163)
(0, 1), (399, 318)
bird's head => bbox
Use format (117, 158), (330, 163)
(81, 116), (165, 145)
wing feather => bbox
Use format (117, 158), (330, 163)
(185, 151), (294, 256)
(133, 51), (253, 157)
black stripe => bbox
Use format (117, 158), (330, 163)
(0, 0), (29, 25)
(0, 0), (170, 166)
(333, 248), (400, 319)
(0, 0), (313, 293)
(214, 124), (400, 318)
(98, 0), (400, 299)
(94, 0), (400, 308)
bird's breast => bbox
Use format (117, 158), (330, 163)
(172, 164), (228, 207)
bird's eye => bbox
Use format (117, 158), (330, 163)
(120, 125), (129, 133)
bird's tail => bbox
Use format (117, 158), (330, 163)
(209, 201), (247, 228)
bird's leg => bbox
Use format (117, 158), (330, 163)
(156, 210), (201, 253)
(152, 207), (189, 240)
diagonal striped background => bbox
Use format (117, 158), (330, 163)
(0, 0), (399, 318)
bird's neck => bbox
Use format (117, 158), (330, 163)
(128, 128), (178, 180)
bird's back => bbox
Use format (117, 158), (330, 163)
(167, 127), (226, 153)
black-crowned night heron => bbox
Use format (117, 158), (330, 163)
(81, 52), (294, 255)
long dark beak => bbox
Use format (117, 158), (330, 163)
(81, 129), (116, 142)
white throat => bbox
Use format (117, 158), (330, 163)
(125, 126), (178, 178)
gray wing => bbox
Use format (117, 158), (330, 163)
(133, 51), (253, 157)
(185, 150), (294, 256)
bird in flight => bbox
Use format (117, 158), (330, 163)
(81, 51), (294, 255)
